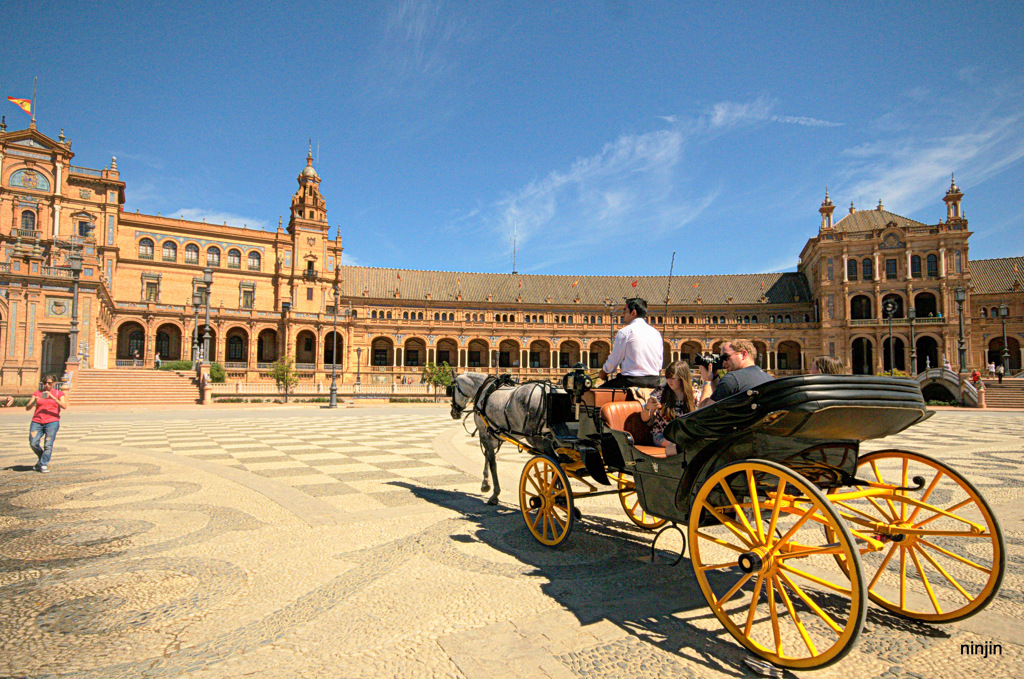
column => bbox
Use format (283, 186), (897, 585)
(874, 252), (880, 281)
(394, 347), (401, 367)
(582, 349), (588, 369)
(53, 204), (61, 238)
(551, 349), (557, 368)
(939, 248), (947, 278)
(905, 250), (912, 281)
(842, 255), (848, 282)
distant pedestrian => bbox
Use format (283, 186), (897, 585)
(944, 356), (952, 371)
(25, 375), (68, 473)
(132, 350), (140, 367)
(154, 352), (162, 369)
(988, 361), (996, 377)
(996, 364), (1005, 384)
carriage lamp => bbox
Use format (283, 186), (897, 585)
(329, 286), (339, 408)
(908, 306), (917, 375)
(192, 291), (203, 362)
(883, 300), (897, 376)
(201, 267), (214, 365)
(67, 251), (83, 365)
(999, 302), (1010, 373)
(954, 287), (966, 373)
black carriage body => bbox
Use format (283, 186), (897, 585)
(613, 375), (931, 524)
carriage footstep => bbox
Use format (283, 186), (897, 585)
(743, 657), (784, 677)
(649, 523), (686, 566)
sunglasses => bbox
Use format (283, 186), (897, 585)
(720, 352), (737, 361)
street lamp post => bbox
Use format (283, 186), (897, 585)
(355, 347), (362, 384)
(191, 291), (202, 362)
(884, 299), (896, 376)
(908, 306), (917, 375)
(329, 287), (339, 408)
(67, 250), (83, 366)
(202, 267), (213, 365)
(999, 302), (1010, 374)
(955, 286), (967, 373)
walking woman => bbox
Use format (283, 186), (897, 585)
(640, 360), (697, 457)
(25, 375), (67, 473)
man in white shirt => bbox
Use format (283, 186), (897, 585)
(598, 298), (664, 388)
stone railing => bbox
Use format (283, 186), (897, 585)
(40, 266), (74, 278)
(69, 165), (104, 177)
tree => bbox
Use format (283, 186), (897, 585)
(422, 361), (455, 402)
(268, 356), (300, 402)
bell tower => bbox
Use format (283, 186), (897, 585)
(287, 142), (327, 234)
(819, 187), (835, 231)
(943, 173), (964, 222)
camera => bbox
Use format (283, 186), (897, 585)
(692, 352), (724, 372)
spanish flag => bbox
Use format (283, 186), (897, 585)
(631, 280), (638, 288)
(7, 97), (31, 115)
(571, 280), (578, 288)
(691, 282), (699, 288)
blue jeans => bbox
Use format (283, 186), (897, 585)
(29, 421), (60, 466)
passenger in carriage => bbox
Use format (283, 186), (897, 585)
(640, 360), (696, 456)
(598, 297), (664, 389)
(809, 355), (845, 375)
(697, 338), (773, 409)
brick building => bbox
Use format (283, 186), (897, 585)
(1, 120), (1021, 394)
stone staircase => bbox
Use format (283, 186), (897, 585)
(982, 379), (1024, 409)
(68, 369), (200, 406)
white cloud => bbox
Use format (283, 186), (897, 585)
(705, 97), (842, 129)
(172, 208), (271, 231)
(770, 115), (843, 128)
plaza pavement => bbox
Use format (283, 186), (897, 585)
(0, 405), (1022, 679)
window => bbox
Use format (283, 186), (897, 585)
(434, 313), (440, 321)
(981, 308), (988, 318)
(468, 351), (481, 367)
(373, 349), (388, 366)
(437, 350), (450, 365)
(227, 249), (241, 269)
(847, 259), (858, 281)
(926, 254), (938, 277)
(228, 336), (245, 360)
(386, 311), (391, 319)
(304, 337), (314, 352)
(827, 258), (834, 281)
(207, 247), (220, 267)
(241, 290), (254, 309)
(372, 310), (377, 319)
(185, 244), (200, 264)
(862, 258), (873, 279)
(560, 352), (570, 368)
(156, 332), (170, 357)
(162, 241), (177, 262)
(139, 238), (154, 260)
(20, 210), (36, 230)
(955, 251), (962, 273)
(405, 349), (419, 366)
(78, 220), (93, 237)
(885, 258), (897, 280)
(145, 281), (158, 301)
(589, 353), (601, 369)
(911, 255), (922, 278)
(530, 352), (540, 368)
(248, 251), (261, 271)
(306, 288), (313, 301)
(404, 312), (410, 320)
(499, 352), (511, 368)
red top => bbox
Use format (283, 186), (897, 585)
(32, 390), (63, 424)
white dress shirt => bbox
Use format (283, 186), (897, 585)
(603, 317), (664, 376)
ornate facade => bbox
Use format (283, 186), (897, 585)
(1, 120), (1021, 393)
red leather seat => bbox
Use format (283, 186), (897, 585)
(600, 401), (668, 458)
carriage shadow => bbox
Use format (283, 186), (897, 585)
(392, 481), (777, 677)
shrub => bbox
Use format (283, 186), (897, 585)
(925, 399), (959, 406)
(210, 362), (226, 383)
(159, 360), (194, 371)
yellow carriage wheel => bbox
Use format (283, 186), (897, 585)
(689, 460), (867, 670)
(828, 450), (1004, 623)
(519, 456), (575, 547)
(616, 476), (667, 531)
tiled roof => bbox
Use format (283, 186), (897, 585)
(338, 266), (813, 307)
(969, 257), (1024, 295)
(832, 208), (926, 233)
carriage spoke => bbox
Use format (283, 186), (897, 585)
(913, 542), (973, 601)
(916, 538), (991, 573)
(767, 507), (820, 559)
(913, 498), (977, 530)
(777, 571), (843, 634)
(866, 496), (898, 523)
(747, 470), (766, 542)
(714, 572), (753, 610)
(526, 474), (542, 496)
(719, 479), (758, 542)
(908, 544), (942, 615)
(774, 573), (818, 658)
(901, 457), (909, 522)
(899, 544), (907, 610)
(695, 531), (749, 553)
(701, 501), (756, 549)
(906, 470), (944, 525)
(697, 560), (741, 571)
(778, 563), (852, 595)
(766, 477), (786, 546)
(767, 576), (783, 656)
(868, 543), (900, 590)
(775, 543), (846, 560)
(744, 572), (765, 637)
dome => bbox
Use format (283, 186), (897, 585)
(301, 163), (319, 180)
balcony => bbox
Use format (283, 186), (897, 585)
(69, 165), (103, 178)
(302, 269), (318, 280)
(14, 228), (41, 239)
(40, 266), (73, 278)
(849, 317), (947, 327)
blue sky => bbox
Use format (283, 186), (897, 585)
(3, 1), (1022, 277)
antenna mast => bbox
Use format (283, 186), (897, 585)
(664, 251), (675, 332)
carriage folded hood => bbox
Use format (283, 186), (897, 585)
(664, 375), (932, 446)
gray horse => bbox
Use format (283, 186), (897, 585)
(449, 372), (553, 505)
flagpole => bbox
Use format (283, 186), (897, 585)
(664, 251), (675, 334)
(31, 76), (37, 124)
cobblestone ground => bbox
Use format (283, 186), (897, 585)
(0, 406), (1021, 678)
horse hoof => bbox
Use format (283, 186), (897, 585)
(481, 482), (490, 493)
(486, 497), (499, 506)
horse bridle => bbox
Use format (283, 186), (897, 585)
(449, 369), (474, 417)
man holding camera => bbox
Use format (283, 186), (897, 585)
(697, 338), (772, 409)
(598, 297), (664, 389)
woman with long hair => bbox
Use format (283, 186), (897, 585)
(640, 360), (697, 456)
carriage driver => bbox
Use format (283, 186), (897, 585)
(697, 338), (773, 408)
(598, 297), (664, 389)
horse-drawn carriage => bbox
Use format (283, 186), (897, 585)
(449, 369), (1004, 670)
